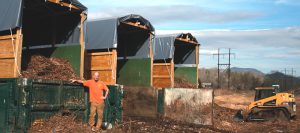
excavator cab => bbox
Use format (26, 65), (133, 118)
(254, 86), (279, 101)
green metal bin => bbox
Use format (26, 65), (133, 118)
(103, 85), (124, 125)
(0, 78), (89, 133)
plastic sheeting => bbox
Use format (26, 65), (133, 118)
(0, 0), (23, 31)
(86, 18), (118, 50)
(153, 36), (175, 60)
(86, 14), (154, 50)
(153, 33), (199, 64)
(0, 0), (86, 32)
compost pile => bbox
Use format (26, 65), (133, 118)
(28, 105), (299, 133)
(21, 55), (79, 81)
(112, 117), (219, 133)
(28, 87), (300, 133)
(174, 78), (197, 88)
(29, 110), (92, 133)
(29, 114), (218, 133)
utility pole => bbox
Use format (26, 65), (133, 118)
(228, 48), (231, 89)
(291, 68), (296, 89)
(284, 68), (287, 90)
(281, 68), (296, 90)
(217, 48), (220, 88)
(213, 48), (235, 89)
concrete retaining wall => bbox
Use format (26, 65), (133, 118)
(159, 88), (213, 125)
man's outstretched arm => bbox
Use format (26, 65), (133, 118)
(71, 79), (90, 87)
(70, 79), (84, 84)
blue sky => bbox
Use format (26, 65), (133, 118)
(81, 0), (300, 76)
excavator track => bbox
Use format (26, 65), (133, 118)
(247, 108), (290, 121)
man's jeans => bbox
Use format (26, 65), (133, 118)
(89, 102), (104, 129)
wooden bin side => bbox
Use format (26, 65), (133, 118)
(152, 60), (174, 88)
(80, 13), (86, 79)
(0, 29), (22, 78)
(47, 0), (81, 10)
(149, 33), (153, 87)
(86, 50), (117, 85)
(195, 44), (199, 87)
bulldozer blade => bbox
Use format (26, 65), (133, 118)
(233, 110), (244, 122)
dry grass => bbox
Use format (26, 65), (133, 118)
(214, 89), (254, 110)
(213, 89), (300, 133)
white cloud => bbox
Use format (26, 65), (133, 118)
(275, 0), (295, 4)
(81, 0), (189, 7)
(199, 49), (218, 55)
(87, 5), (262, 24)
(156, 28), (300, 75)
(157, 27), (300, 65)
(274, 0), (300, 5)
(288, 51), (300, 55)
(88, 12), (114, 19)
(275, 0), (289, 4)
(156, 30), (195, 35)
(157, 27), (300, 49)
(265, 54), (291, 59)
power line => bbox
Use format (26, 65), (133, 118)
(212, 48), (236, 89)
(280, 68), (296, 90)
(291, 68), (296, 89)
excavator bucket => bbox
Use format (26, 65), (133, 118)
(234, 110), (244, 122)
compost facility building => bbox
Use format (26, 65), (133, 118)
(0, 0), (87, 79)
(85, 14), (155, 87)
(153, 33), (200, 88)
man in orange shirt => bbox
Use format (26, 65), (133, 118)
(71, 72), (109, 131)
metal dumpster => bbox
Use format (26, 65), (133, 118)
(103, 85), (124, 126)
(0, 78), (124, 132)
(0, 78), (89, 133)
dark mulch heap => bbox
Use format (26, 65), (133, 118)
(174, 78), (197, 88)
(29, 114), (218, 133)
(29, 110), (92, 133)
(29, 103), (299, 133)
(21, 55), (79, 81)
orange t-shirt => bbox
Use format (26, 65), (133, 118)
(83, 80), (109, 104)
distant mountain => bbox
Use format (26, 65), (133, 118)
(264, 72), (300, 90)
(231, 67), (264, 75)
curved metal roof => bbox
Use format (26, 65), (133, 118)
(153, 33), (200, 61)
(86, 14), (155, 50)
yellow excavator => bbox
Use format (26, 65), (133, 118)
(234, 85), (296, 121)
